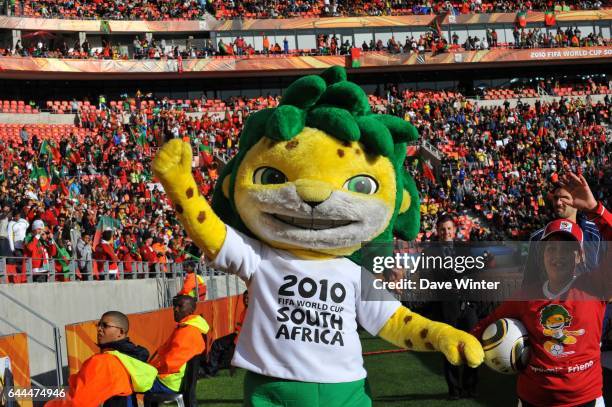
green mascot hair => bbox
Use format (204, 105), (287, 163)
(540, 304), (572, 326)
(211, 66), (420, 263)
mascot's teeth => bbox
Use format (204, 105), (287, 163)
(272, 214), (353, 230)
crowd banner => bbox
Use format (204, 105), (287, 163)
(0, 333), (33, 407)
(0, 10), (610, 33)
(0, 46), (609, 79)
(65, 294), (245, 375)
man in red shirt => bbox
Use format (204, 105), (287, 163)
(94, 228), (120, 280)
(25, 219), (57, 283)
(140, 236), (157, 278)
(118, 233), (141, 279)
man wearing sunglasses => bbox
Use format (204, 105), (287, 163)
(149, 295), (209, 394)
(46, 311), (157, 407)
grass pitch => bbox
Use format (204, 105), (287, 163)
(196, 333), (517, 406)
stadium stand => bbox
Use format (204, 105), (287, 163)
(0, 88), (609, 283)
(16, 0), (209, 20)
(209, 0), (605, 20)
(8, 0), (607, 20)
(1, 26), (608, 60)
(3, 76), (609, 114)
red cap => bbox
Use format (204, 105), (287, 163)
(541, 219), (583, 243)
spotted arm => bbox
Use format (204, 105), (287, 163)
(152, 140), (226, 259)
(378, 306), (484, 368)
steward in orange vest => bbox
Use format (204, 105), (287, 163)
(46, 311), (156, 407)
(149, 295), (209, 393)
(178, 263), (206, 301)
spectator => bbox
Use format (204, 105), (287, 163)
(524, 172), (609, 288)
(140, 236), (157, 265)
(76, 233), (93, 279)
(472, 219), (611, 407)
(81, 38), (90, 54)
(93, 228), (120, 279)
(118, 232), (141, 279)
(24, 219), (57, 282)
(19, 126), (29, 146)
(8, 208), (29, 261)
(0, 207), (11, 257)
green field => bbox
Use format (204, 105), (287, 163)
(196, 333), (517, 407)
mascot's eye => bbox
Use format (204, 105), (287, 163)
(253, 167), (287, 185)
(343, 175), (378, 195)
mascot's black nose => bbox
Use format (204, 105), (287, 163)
(304, 201), (323, 208)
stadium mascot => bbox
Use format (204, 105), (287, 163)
(153, 66), (484, 406)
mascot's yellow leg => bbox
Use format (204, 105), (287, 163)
(152, 140), (226, 259)
(563, 336), (577, 345)
(378, 306), (484, 368)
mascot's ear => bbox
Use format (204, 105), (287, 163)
(394, 170), (420, 241)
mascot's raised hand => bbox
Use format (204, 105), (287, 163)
(153, 66), (483, 407)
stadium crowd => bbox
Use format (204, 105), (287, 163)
(0, 86), (610, 281)
(3, 0), (605, 21)
(376, 91), (612, 240)
(210, 0), (605, 20)
(2, 26), (609, 62)
(12, 0), (209, 20)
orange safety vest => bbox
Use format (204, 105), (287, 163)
(178, 273), (207, 301)
(150, 315), (209, 392)
(45, 351), (156, 407)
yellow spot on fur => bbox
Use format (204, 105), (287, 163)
(286, 140), (299, 150)
(197, 211), (207, 223)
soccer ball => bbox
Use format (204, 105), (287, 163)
(482, 318), (530, 374)
(548, 343), (564, 356)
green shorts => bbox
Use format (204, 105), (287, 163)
(244, 371), (372, 407)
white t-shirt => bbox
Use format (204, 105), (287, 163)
(212, 227), (401, 383)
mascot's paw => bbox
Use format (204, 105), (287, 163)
(152, 139), (193, 183)
(437, 327), (484, 368)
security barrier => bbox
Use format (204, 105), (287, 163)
(0, 256), (200, 283)
(0, 332), (33, 407)
(65, 294), (246, 375)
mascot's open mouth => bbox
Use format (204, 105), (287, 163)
(235, 186), (392, 250)
(270, 213), (355, 230)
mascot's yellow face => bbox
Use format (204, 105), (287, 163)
(224, 127), (410, 258)
(544, 314), (569, 330)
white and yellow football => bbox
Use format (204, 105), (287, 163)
(482, 318), (530, 374)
